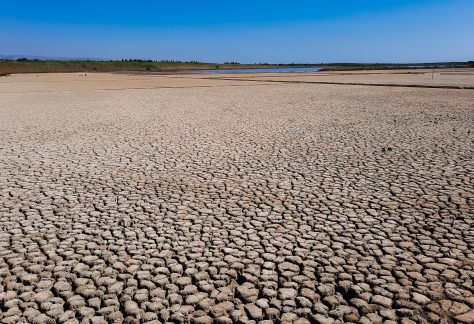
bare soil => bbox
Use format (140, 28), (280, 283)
(0, 70), (473, 323)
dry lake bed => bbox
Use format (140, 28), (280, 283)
(0, 70), (473, 323)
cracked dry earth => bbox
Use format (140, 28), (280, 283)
(0, 73), (474, 324)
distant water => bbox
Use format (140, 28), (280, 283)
(188, 67), (322, 74)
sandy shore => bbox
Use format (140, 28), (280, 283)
(0, 70), (473, 323)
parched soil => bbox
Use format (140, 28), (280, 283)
(0, 71), (473, 323)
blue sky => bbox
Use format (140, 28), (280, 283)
(1, 0), (473, 63)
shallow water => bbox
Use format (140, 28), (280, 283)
(189, 67), (322, 74)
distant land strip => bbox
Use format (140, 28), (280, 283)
(0, 58), (473, 75)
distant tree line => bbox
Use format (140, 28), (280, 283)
(118, 59), (212, 64)
(8, 58), (473, 68)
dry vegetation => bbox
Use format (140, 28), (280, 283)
(0, 60), (300, 75)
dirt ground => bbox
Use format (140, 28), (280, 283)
(0, 70), (473, 323)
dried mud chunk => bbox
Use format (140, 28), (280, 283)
(67, 295), (85, 310)
(31, 314), (55, 324)
(455, 310), (474, 323)
(411, 292), (430, 305)
(371, 295), (393, 308)
(244, 303), (263, 320)
(124, 300), (141, 317)
(312, 314), (334, 324)
(210, 301), (235, 317)
(236, 283), (259, 302)
(90, 316), (108, 324)
(279, 288), (298, 300)
(186, 292), (208, 305)
(194, 315), (213, 324)
(278, 262), (300, 273)
(33, 290), (53, 303)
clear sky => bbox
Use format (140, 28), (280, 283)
(1, 0), (473, 63)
